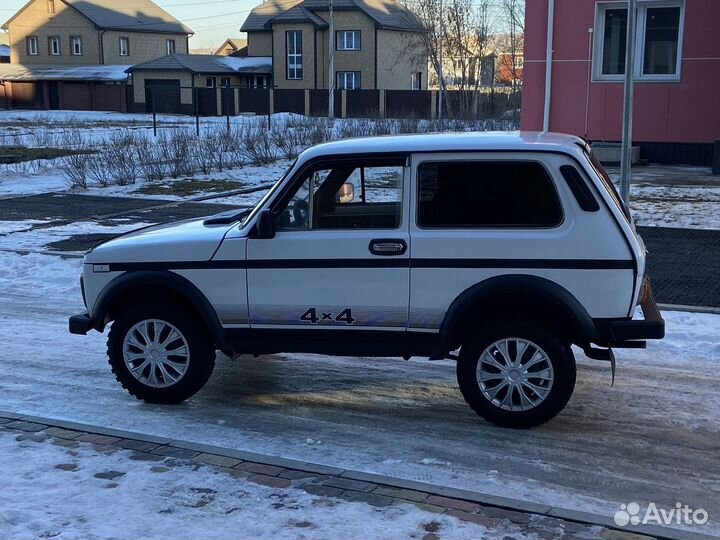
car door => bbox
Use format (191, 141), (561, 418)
(246, 155), (411, 331)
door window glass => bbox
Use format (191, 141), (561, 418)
(277, 162), (404, 230)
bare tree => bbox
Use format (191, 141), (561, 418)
(409, 0), (494, 119)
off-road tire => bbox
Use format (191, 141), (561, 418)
(456, 321), (576, 428)
(107, 303), (215, 404)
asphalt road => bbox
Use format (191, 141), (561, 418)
(0, 266), (717, 536)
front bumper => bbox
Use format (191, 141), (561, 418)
(595, 277), (665, 345)
(69, 312), (91, 335)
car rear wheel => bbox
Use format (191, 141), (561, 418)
(107, 303), (215, 404)
(456, 321), (576, 428)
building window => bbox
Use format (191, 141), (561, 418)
(594, 1), (684, 81)
(411, 72), (422, 90)
(119, 37), (129, 56)
(47, 0), (55, 14)
(220, 77), (231, 87)
(514, 56), (524, 69)
(206, 77), (215, 88)
(286, 30), (303, 80)
(48, 36), (61, 56)
(166, 39), (176, 55)
(337, 71), (361, 90)
(251, 74), (267, 88)
(336, 30), (360, 51)
(27, 36), (39, 56)
(71, 36), (83, 56)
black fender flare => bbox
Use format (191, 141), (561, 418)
(91, 270), (232, 356)
(432, 274), (598, 358)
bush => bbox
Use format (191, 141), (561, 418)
(60, 149), (92, 189)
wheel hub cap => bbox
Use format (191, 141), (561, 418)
(122, 319), (190, 389)
(476, 338), (555, 412)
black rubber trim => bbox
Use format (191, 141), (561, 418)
(69, 312), (91, 335)
(432, 275), (598, 358)
(559, 164), (600, 212)
(90, 270), (232, 355)
(594, 278), (665, 343)
(106, 258), (634, 272)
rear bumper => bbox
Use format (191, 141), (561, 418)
(69, 312), (91, 335)
(594, 278), (665, 345)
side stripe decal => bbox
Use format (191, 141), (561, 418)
(107, 258), (635, 272)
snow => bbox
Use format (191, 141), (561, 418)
(0, 63), (131, 82)
(0, 221), (154, 252)
(0, 431), (506, 540)
(0, 248), (717, 537)
(219, 56), (272, 71)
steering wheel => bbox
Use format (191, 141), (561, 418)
(293, 199), (309, 227)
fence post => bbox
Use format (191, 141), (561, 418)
(304, 89), (311, 117)
(267, 87), (272, 130)
(341, 90), (347, 119)
(194, 87), (200, 137)
(151, 87), (157, 137)
(430, 90), (437, 120)
(379, 90), (385, 119)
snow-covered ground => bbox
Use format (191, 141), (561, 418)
(0, 249), (717, 537)
(1, 430), (508, 540)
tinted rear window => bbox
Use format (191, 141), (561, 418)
(417, 161), (563, 228)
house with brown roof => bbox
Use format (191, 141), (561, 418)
(240, 0), (427, 90)
(214, 38), (247, 57)
(2, 0), (192, 65)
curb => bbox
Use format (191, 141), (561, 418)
(658, 303), (720, 315)
(1, 410), (713, 540)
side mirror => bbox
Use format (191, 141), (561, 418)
(337, 182), (355, 203)
(255, 209), (275, 239)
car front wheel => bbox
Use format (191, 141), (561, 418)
(456, 321), (576, 428)
(107, 303), (215, 404)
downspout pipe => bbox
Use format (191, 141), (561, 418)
(542, 0), (554, 132)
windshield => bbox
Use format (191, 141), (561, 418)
(239, 159), (297, 227)
(584, 148), (632, 223)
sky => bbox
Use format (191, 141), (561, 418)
(0, 0), (258, 51)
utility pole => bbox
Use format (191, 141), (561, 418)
(620, 0), (636, 205)
(437, 0), (444, 129)
(328, 0), (335, 119)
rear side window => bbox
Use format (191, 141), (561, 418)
(417, 161), (563, 228)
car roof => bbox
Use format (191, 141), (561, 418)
(300, 131), (589, 161)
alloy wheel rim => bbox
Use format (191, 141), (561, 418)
(122, 319), (190, 388)
(476, 338), (554, 412)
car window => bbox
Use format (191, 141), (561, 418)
(417, 161), (563, 228)
(277, 162), (404, 230)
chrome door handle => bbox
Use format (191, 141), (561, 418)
(369, 239), (407, 256)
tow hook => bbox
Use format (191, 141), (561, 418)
(583, 346), (616, 386)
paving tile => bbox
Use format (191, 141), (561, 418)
(16, 432), (50, 443)
(233, 462), (284, 477)
(278, 470), (324, 481)
(76, 434), (121, 446)
(322, 477), (377, 493)
(372, 486), (428, 502)
(150, 446), (199, 459)
(94, 470), (126, 481)
(481, 506), (532, 524)
(337, 490), (394, 508)
(51, 438), (80, 449)
(425, 495), (482, 513)
(6, 421), (47, 432)
(44, 427), (83, 440)
(409, 501), (446, 514)
(112, 439), (159, 453)
(55, 463), (78, 472)
(192, 453), (242, 468)
(247, 474), (292, 489)
(446, 510), (500, 528)
(128, 451), (166, 462)
(300, 484), (344, 498)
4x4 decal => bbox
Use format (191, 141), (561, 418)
(300, 308), (355, 325)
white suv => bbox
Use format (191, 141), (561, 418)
(70, 132), (664, 428)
